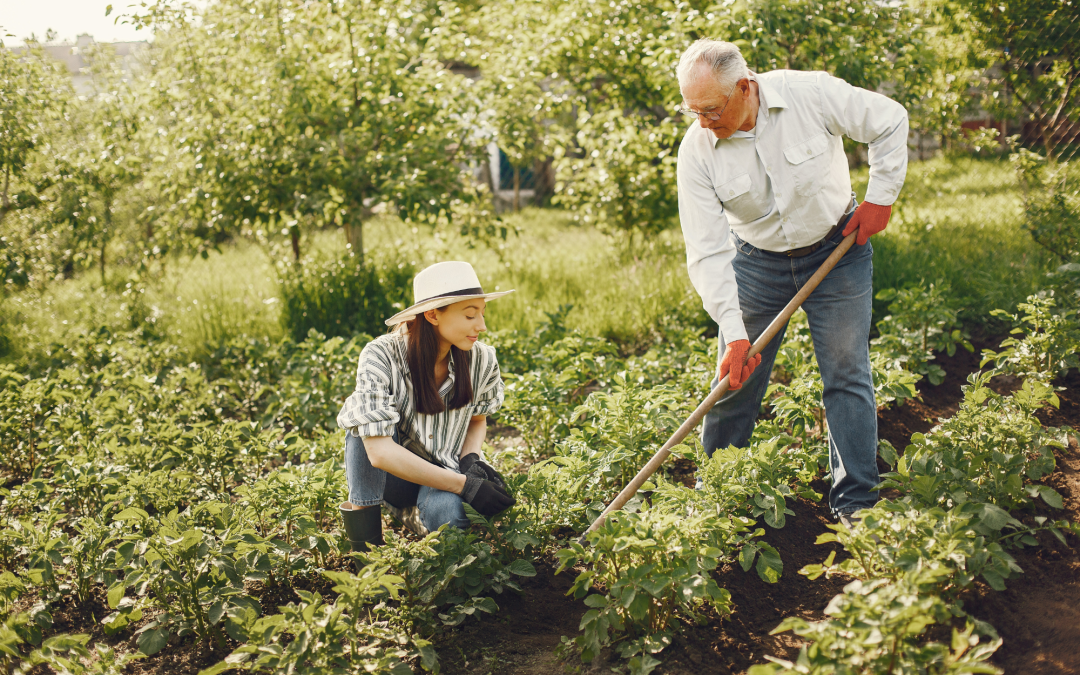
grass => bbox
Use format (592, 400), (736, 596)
(852, 154), (1055, 325)
(1, 154), (1054, 367)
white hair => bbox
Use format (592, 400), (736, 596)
(676, 39), (749, 91)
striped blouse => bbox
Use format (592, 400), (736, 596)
(336, 333), (505, 471)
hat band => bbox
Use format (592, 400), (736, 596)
(417, 286), (484, 304)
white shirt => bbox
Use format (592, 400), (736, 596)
(677, 69), (909, 343)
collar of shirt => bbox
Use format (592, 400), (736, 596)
(716, 72), (788, 146)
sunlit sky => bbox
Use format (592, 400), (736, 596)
(1, 1), (154, 45)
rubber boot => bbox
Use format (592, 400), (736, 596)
(340, 503), (383, 569)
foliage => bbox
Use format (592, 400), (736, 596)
(277, 252), (412, 342)
(749, 574), (1002, 675)
(982, 292), (1080, 381)
(497, 332), (619, 458)
(362, 526), (536, 637)
(880, 374), (1068, 515)
(556, 504), (741, 673)
(201, 568), (435, 675)
(127, 0), (492, 261)
(873, 282), (973, 386)
(953, 0), (1080, 163)
(259, 329), (370, 437)
(802, 501), (1024, 594)
(1011, 149), (1080, 261)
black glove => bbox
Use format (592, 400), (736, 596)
(458, 453), (508, 490)
(459, 463), (515, 517)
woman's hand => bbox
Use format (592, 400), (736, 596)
(458, 452), (508, 489)
(458, 462), (515, 517)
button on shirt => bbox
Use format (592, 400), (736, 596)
(336, 333), (505, 472)
(677, 69), (909, 343)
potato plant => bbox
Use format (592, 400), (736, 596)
(556, 503), (747, 673)
(873, 282), (973, 386)
(880, 375), (1068, 516)
(749, 573), (1003, 675)
(982, 292), (1080, 381)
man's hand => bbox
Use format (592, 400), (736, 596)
(842, 201), (892, 246)
(720, 339), (761, 390)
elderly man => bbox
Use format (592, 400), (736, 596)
(675, 39), (908, 523)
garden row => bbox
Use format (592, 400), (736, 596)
(0, 275), (1078, 674)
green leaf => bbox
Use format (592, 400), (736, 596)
(754, 543), (783, 584)
(1037, 485), (1064, 509)
(136, 626), (170, 656)
(507, 558), (536, 577)
(584, 594), (608, 608)
(107, 581), (126, 609)
(738, 543), (758, 572)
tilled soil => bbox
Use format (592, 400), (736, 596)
(441, 341), (1080, 675)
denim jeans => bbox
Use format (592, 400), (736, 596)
(701, 214), (879, 516)
(344, 432), (471, 531)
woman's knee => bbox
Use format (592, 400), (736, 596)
(418, 489), (471, 531)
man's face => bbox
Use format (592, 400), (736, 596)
(680, 66), (752, 140)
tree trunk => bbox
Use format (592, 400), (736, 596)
(0, 164), (9, 228)
(513, 166), (521, 212)
(290, 225), (301, 261)
(100, 200), (112, 286)
(346, 221), (364, 260)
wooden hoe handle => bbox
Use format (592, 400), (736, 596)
(576, 231), (858, 545)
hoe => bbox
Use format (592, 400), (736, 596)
(578, 230), (859, 545)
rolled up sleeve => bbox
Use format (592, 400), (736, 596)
(471, 353), (505, 417)
(817, 73), (908, 206)
(337, 343), (399, 438)
(677, 133), (747, 343)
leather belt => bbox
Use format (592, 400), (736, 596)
(783, 207), (857, 258)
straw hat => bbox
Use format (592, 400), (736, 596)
(384, 261), (514, 326)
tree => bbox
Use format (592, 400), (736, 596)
(128, 0), (490, 261)
(0, 39), (69, 228)
(47, 43), (144, 285)
(953, 0), (1080, 162)
(532, 0), (934, 243)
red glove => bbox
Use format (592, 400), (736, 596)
(842, 201), (892, 246)
(720, 339), (761, 390)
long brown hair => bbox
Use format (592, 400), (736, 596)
(405, 312), (473, 415)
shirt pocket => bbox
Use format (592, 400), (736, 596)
(716, 173), (752, 204)
(784, 132), (831, 197)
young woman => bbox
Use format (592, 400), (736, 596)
(337, 261), (516, 553)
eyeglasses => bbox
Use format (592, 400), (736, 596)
(678, 80), (738, 122)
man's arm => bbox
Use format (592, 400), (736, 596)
(817, 73), (909, 207)
(677, 135), (747, 343)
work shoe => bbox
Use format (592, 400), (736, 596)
(339, 502), (383, 570)
(838, 510), (882, 544)
(384, 502), (429, 537)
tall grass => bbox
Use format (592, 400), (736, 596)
(852, 155), (1054, 325)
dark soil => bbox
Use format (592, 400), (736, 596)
(442, 339), (1080, 675)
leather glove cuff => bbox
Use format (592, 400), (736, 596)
(460, 465), (486, 502)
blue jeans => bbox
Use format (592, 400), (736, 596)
(701, 218), (878, 517)
(344, 432), (471, 531)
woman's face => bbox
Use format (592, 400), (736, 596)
(425, 299), (488, 352)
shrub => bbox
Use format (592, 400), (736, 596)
(277, 253), (413, 342)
